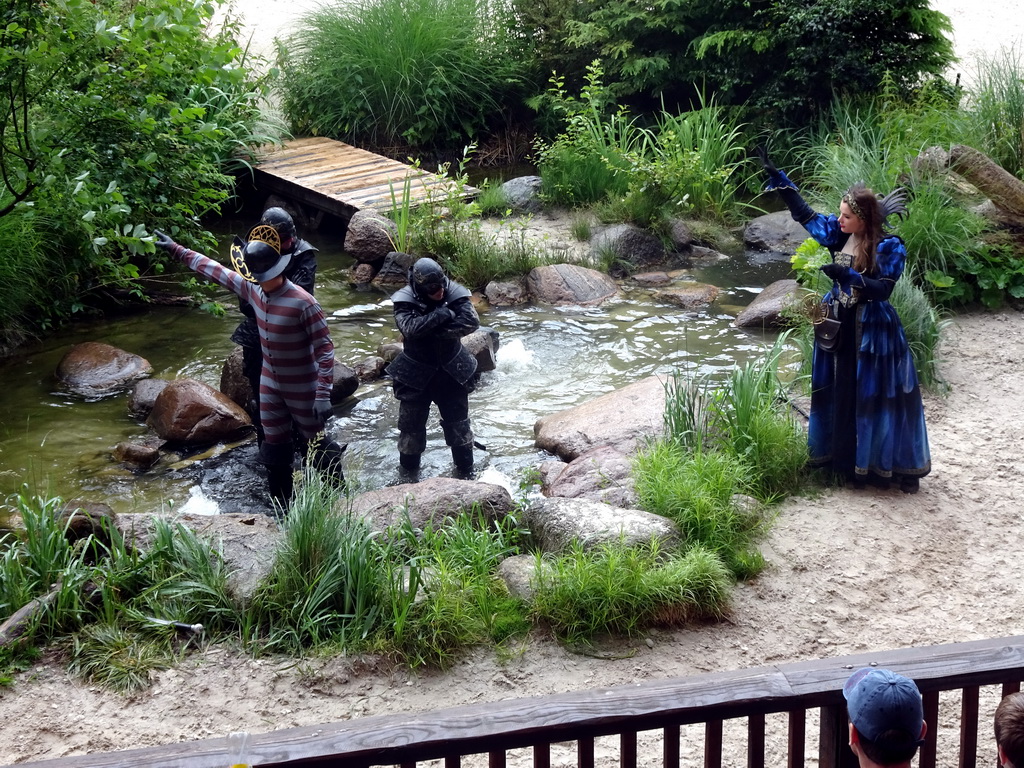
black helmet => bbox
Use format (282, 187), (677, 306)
(260, 206), (296, 241)
(409, 257), (447, 300)
(242, 236), (291, 283)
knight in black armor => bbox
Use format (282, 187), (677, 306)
(386, 258), (480, 474)
(230, 206), (319, 444)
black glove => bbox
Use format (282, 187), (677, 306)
(313, 399), (333, 425)
(820, 262), (852, 281)
(153, 229), (177, 253)
(754, 145), (779, 175)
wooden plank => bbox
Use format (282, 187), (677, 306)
(663, 724), (680, 768)
(787, 709), (805, 768)
(921, 689), (940, 768)
(704, 719), (723, 768)
(249, 137), (473, 220)
(621, 730), (637, 768)
(19, 637), (1024, 768)
(960, 685), (980, 768)
(747, 714), (765, 768)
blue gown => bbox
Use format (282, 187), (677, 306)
(802, 213), (931, 481)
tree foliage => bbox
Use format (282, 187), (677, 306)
(0, 0), (277, 340)
(515, 0), (955, 123)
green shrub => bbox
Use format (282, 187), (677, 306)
(531, 540), (731, 644)
(247, 474), (385, 655)
(278, 0), (529, 150)
(1, 0), (277, 337)
(531, 65), (640, 207)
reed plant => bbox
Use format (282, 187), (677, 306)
(246, 471), (384, 655)
(657, 338), (807, 498)
(530, 539), (731, 645)
(425, 221), (556, 291)
(277, 0), (527, 149)
(966, 46), (1024, 178)
(637, 97), (748, 221)
(370, 509), (530, 667)
(889, 272), (950, 392)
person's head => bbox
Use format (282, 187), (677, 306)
(260, 206), (297, 252)
(844, 668), (927, 767)
(840, 183), (884, 273)
(409, 257), (448, 302)
(994, 692), (1024, 768)
(241, 224), (291, 287)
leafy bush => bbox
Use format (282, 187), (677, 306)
(0, 0), (278, 338)
(277, 0), (530, 150)
(513, 0), (953, 125)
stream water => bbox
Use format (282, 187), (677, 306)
(0, 216), (792, 517)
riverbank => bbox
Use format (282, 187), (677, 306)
(1, 306), (1021, 765)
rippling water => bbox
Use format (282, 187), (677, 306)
(0, 223), (792, 515)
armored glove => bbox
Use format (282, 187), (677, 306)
(313, 399), (333, 425)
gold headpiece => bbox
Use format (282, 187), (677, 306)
(230, 225), (282, 283)
(842, 190), (865, 220)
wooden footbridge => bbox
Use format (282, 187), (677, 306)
(250, 137), (475, 222)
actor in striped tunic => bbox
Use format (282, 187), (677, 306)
(154, 226), (345, 507)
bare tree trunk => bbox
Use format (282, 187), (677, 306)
(948, 144), (1024, 219)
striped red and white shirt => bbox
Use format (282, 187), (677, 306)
(172, 245), (334, 401)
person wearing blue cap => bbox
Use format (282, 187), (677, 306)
(994, 691), (1024, 768)
(843, 667), (928, 768)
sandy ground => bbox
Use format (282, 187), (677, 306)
(2, 3), (1024, 766)
(0, 306), (1021, 767)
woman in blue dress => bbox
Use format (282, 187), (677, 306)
(758, 150), (931, 493)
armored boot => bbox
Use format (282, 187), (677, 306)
(397, 401), (429, 474)
(259, 441), (295, 511)
(399, 452), (421, 472)
(308, 435), (347, 490)
(450, 444), (474, 474)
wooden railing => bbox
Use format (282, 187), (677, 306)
(14, 636), (1024, 768)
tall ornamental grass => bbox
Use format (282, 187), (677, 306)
(278, 0), (528, 149)
(530, 540), (731, 645)
(966, 46), (1024, 178)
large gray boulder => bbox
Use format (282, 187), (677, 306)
(219, 347), (252, 413)
(526, 264), (618, 306)
(523, 497), (682, 554)
(744, 210), (809, 254)
(117, 512), (282, 601)
(484, 277), (529, 307)
(500, 176), (544, 213)
(344, 210), (396, 264)
(534, 375), (667, 461)
(371, 251), (416, 290)
(590, 223), (666, 268)
(734, 279), (802, 329)
(56, 342), (152, 398)
(147, 378), (252, 445)
(347, 477), (515, 532)
(543, 444), (638, 508)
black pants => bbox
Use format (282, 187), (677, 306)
(393, 372), (473, 456)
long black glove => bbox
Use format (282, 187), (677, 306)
(819, 263), (896, 301)
(755, 146), (814, 224)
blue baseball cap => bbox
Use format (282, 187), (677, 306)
(843, 668), (925, 744)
